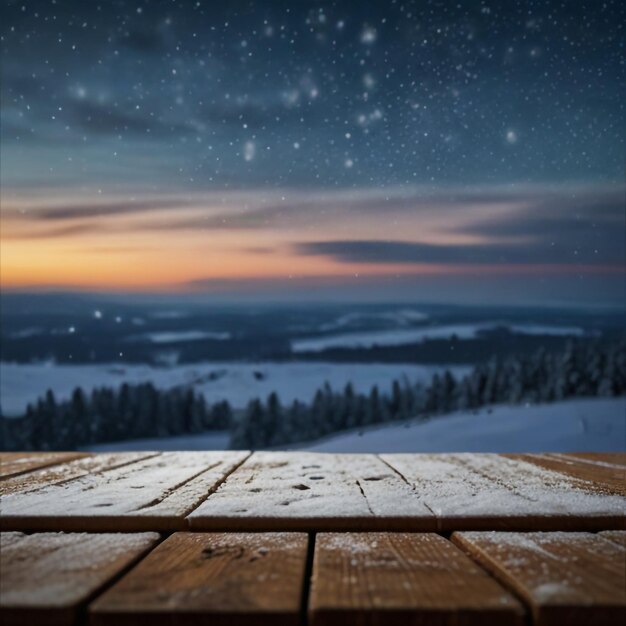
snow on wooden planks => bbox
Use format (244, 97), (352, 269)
(1, 452), (623, 532)
(512, 453), (626, 496)
(452, 531), (626, 626)
(0, 452), (158, 497)
(379, 453), (626, 531)
(0, 452), (88, 479)
(0, 451), (249, 532)
(309, 532), (524, 626)
(188, 452), (435, 531)
(0, 531), (158, 626)
(599, 530), (626, 548)
(90, 532), (308, 626)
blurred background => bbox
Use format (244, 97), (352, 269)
(1, 0), (624, 452)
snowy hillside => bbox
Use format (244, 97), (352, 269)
(301, 397), (626, 453)
(88, 397), (626, 453)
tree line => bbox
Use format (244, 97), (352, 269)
(1, 340), (624, 451)
(0, 383), (232, 451)
(231, 340), (626, 448)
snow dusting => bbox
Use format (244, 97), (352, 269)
(0, 532), (158, 607)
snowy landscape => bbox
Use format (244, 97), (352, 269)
(0, 360), (460, 417)
(1, 0), (625, 457)
(89, 397), (626, 454)
(1, 295), (624, 453)
(303, 397), (626, 454)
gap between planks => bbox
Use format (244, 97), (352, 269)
(89, 531), (309, 626)
(452, 530), (626, 626)
(4, 530), (625, 625)
(0, 531), (162, 626)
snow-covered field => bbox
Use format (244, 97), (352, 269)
(291, 322), (587, 353)
(131, 330), (231, 343)
(0, 361), (463, 416)
(302, 397), (626, 453)
(87, 397), (626, 453)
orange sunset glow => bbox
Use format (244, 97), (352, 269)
(1, 185), (624, 300)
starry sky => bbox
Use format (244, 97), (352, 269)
(1, 0), (624, 305)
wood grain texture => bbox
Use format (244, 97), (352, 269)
(188, 452), (435, 531)
(512, 453), (626, 496)
(0, 531), (159, 626)
(380, 453), (626, 531)
(0, 452), (158, 497)
(1, 452), (623, 534)
(599, 530), (626, 548)
(0, 452), (88, 479)
(90, 532), (308, 626)
(0, 451), (249, 532)
(453, 531), (626, 626)
(565, 452), (626, 467)
(309, 532), (524, 626)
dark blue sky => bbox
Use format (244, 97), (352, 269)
(1, 0), (624, 305)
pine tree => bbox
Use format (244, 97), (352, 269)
(365, 385), (382, 425)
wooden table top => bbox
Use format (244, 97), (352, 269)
(1, 451), (624, 625)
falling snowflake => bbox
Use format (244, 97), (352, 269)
(363, 73), (376, 90)
(360, 26), (377, 44)
(244, 141), (256, 161)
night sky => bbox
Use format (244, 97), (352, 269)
(1, 0), (624, 305)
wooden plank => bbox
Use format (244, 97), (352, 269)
(90, 532), (308, 626)
(0, 452), (88, 479)
(0, 451), (249, 532)
(513, 453), (626, 496)
(380, 453), (626, 531)
(309, 532), (524, 626)
(188, 452), (435, 531)
(0, 452), (158, 497)
(453, 531), (626, 626)
(0, 531), (159, 626)
(599, 531), (626, 548)
(565, 452), (626, 467)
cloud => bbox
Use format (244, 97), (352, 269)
(295, 237), (624, 267)
(288, 184), (625, 269)
(5, 184), (625, 271)
(193, 185), (623, 224)
(240, 189), (482, 218)
(2, 224), (99, 240)
(457, 189), (625, 239)
(26, 198), (194, 221)
(102, 206), (292, 234)
(242, 246), (275, 255)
